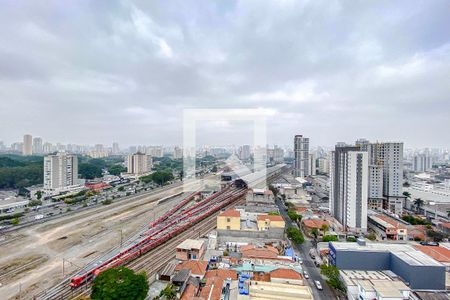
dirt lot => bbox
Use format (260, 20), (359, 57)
(0, 182), (197, 300)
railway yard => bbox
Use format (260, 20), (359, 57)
(0, 180), (203, 300)
(0, 165), (284, 300)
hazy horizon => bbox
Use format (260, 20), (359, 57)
(0, 1), (449, 148)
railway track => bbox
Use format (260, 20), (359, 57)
(37, 197), (244, 300)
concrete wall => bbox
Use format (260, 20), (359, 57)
(331, 248), (446, 290)
(334, 250), (391, 270)
(217, 216), (240, 230)
(390, 254), (446, 290)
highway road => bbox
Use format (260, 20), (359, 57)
(275, 197), (336, 300)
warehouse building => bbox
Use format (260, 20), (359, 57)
(329, 240), (446, 290)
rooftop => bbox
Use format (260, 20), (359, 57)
(302, 219), (329, 229)
(415, 245), (450, 263)
(331, 242), (443, 267)
(218, 209), (240, 218)
(175, 260), (208, 276)
(177, 239), (204, 250)
(270, 268), (302, 280)
(256, 214), (284, 222)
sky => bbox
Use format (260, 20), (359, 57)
(0, 0), (449, 148)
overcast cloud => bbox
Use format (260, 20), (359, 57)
(0, 0), (449, 148)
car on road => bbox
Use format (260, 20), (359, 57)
(303, 271), (309, 279)
(314, 280), (323, 290)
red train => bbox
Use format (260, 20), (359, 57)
(69, 186), (245, 288)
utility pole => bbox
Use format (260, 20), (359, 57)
(62, 258), (65, 277)
(119, 229), (123, 248)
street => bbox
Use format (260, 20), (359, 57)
(276, 197), (336, 300)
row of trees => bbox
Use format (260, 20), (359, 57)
(140, 171), (174, 186)
(287, 227), (305, 244)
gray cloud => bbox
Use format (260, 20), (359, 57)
(0, 0), (449, 148)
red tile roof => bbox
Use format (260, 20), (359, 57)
(270, 268), (303, 280)
(241, 245), (279, 259)
(415, 245), (450, 263)
(376, 215), (407, 229)
(180, 284), (198, 300)
(302, 219), (329, 229)
(440, 222), (450, 229)
(175, 260), (208, 276)
(218, 209), (240, 218)
(199, 276), (223, 300)
(204, 269), (238, 280)
(257, 215), (284, 222)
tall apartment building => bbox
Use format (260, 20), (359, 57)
(238, 145), (251, 161)
(380, 143), (404, 214)
(317, 156), (330, 174)
(355, 140), (404, 214)
(413, 154), (432, 172)
(330, 145), (368, 233)
(309, 153), (316, 176)
(44, 152), (78, 190)
(112, 142), (120, 155)
(173, 146), (183, 159)
(23, 134), (32, 156)
(127, 152), (152, 175)
(33, 137), (43, 154)
(294, 135), (309, 177)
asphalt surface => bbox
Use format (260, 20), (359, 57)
(276, 197), (336, 300)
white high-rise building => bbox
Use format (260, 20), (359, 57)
(43, 142), (54, 154)
(112, 142), (120, 155)
(330, 145), (368, 233)
(317, 156), (330, 174)
(127, 152), (152, 175)
(294, 135), (309, 177)
(238, 145), (251, 161)
(44, 152), (78, 190)
(309, 153), (316, 176)
(356, 140), (404, 214)
(173, 146), (183, 159)
(33, 137), (43, 154)
(23, 134), (32, 156)
(413, 154), (432, 172)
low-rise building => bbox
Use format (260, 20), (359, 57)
(176, 239), (205, 261)
(329, 240), (446, 290)
(340, 270), (410, 300)
(256, 214), (285, 231)
(174, 260), (208, 279)
(217, 209), (241, 230)
(368, 213), (408, 240)
(302, 219), (330, 237)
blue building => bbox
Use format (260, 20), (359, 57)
(328, 240), (446, 290)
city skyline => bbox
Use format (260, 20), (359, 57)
(0, 1), (449, 148)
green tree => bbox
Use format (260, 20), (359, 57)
(79, 163), (103, 179)
(366, 232), (377, 241)
(414, 198), (424, 212)
(320, 265), (346, 292)
(159, 284), (176, 300)
(321, 224), (329, 234)
(108, 165), (127, 176)
(35, 190), (43, 200)
(287, 210), (301, 222)
(268, 211), (280, 216)
(311, 228), (319, 239)
(403, 191), (411, 198)
(287, 227), (305, 244)
(118, 186), (125, 192)
(29, 199), (43, 207)
(11, 217), (20, 226)
(322, 235), (338, 242)
(91, 267), (149, 300)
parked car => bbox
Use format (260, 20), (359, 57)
(303, 271), (309, 279)
(315, 280), (323, 290)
